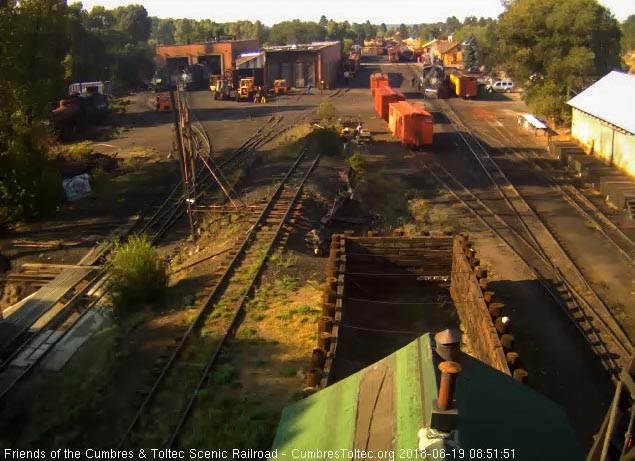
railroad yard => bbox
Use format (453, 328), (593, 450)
(1, 43), (635, 458)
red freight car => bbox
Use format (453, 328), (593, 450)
(370, 72), (390, 96)
(388, 101), (434, 148)
(374, 86), (405, 121)
(449, 72), (478, 99)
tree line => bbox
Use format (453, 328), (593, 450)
(0, 0), (633, 223)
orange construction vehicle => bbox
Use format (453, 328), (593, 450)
(209, 73), (236, 100)
(154, 93), (172, 111)
(236, 77), (257, 102)
(273, 79), (289, 95)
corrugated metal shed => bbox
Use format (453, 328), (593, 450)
(270, 334), (581, 460)
(567, 71), (635, 135)
(236, 52), (265, 69)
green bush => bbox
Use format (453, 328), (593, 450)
(348, 151), (366, 185)
(316, 100), (339, 125)
(68, 142), (93, 161)
(106, 235), (168, 316)
(309, 127), (342, 156)
(91, 167), (114, 204)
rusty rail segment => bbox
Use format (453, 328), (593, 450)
(116, 150), (319, 449)
(426, 100), (633, 376)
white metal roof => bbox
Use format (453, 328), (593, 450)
(567, 71), (635, 135)
(520, 113), (547, 130)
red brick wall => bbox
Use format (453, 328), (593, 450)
(156, 39), (259, 72)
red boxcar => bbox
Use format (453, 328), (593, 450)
(388, 101), (434, 148)
(449, 72), (478, 99)
(374, 86), (405, 121)
(370, 72), (389, 96)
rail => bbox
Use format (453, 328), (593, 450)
(167, 152), (320, 448)
(116, 149), (319, 448)
(429, 99), (634, 373)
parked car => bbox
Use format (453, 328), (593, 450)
(486, 79), (514, 93)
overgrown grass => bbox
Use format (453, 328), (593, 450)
(356, 171), (409, 227)
(274, 275), (298, 293)
(106, 234), (168, 317)
(270, 249), (297, 268)
(184, 391), (278, 450)
(68, 142), (93, 160)
(213, 364), (238, 385)
(91, 167), (115, 206)
(402, 197), (460, 235)
(271, 125), (312, 160)
(279, 365), (297, 377)
(276, 303), (319, 321)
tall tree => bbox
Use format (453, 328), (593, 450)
(444, 16), (461, 34)
(112, 4), (151, 44)
(461, 35), (478, 70)
(319, 15), (327, 27)
(174, 18), (194, 44)
(498, 0), (621, 122)
(623, 15), (635, 51)
(0, 0), (67, 221)
(87, 5), (115, 30)
(268, 20), (325, 45)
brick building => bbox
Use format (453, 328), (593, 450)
(155, 38), (259, 76)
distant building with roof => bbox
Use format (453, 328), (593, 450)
(567, 71), (635, 177)
(421, 39), (463, 68)
(262, 41), (341, 90)
(155, 38), (259, 76)
(270, 333), (582, 461)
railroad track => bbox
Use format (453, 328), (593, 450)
(469, 119), (635, 265)
(117, 149), (320, 449)
(132, 105), (284, 241)
(422, 158), (626, 376)
(424, 99), (634, 376)
(135, 86), (346, 241)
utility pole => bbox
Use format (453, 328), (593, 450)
(169, 74), (196, 239)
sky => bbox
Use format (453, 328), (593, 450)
(73, 0), (633, 24)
